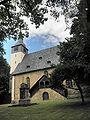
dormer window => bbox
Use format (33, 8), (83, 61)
(39, 57), (42, 60)
(47, 61), (51, 64)
(26, 65), (30, 68)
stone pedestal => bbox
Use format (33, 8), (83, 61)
(19, 99), (30, 105)
(19, 83), (31, 105)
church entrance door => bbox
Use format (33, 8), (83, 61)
(42, 92), (49, 100)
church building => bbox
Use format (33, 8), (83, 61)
(10, 39), (64, 104)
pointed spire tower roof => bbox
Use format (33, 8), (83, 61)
(12, 39), (26, 48)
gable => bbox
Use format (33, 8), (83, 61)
(29, 75), (51, 97)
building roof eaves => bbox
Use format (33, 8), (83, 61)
(11, 66), (54, 76)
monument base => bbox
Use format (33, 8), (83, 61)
(19, 99), (31, 105)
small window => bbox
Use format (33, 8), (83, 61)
(40, 81), (44, 86)
(47, 61), (51, 64)
(66, 80), (73, 88)
(42, 92), (49, 100)
(39, 81), (44, 88)
(26, 65), (30, 68)
(45, 81), (50, 86)
(39, 57), (42, 59)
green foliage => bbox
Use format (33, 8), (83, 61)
(0, 38), (10, 103)
(50, 0), (90, 103)
(0, 0), (80, 40)
(0, 56), (10, 94)
(51, 0), (90, 85)
(0, 0), (90, 40)
(0, 0), (28, 40)
(0, 40), (5, 56)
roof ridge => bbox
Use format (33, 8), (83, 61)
(28, 46), (58, 55)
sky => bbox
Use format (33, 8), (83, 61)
(4, 11), (71, 64)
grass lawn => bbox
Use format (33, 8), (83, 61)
(0, 98), (90, 120)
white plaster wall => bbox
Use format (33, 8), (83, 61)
(11, 76), (15, 101)
(10, 52), (25, 73)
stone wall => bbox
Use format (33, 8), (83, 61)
(12, 68), (56, 103)
(31, 88), (64, 103)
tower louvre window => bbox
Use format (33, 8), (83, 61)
(23, 48), (26, 53)
(14, 46), (18, 51)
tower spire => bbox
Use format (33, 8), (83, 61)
(10, 38), (28, 73)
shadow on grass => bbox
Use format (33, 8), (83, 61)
(51, 99), (90, 111)
(8, 103), (38, 107)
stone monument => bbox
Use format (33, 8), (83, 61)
(19, 83), (30, 105)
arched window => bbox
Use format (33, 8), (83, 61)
(39, 81), (44, 88)
(44, 70), (48, 76)
(66, 80), (72, 88)
(39, 81), (45, 88)
(45, 81), (50, 86)
(42, 92), (49, 100)
(26, 77), (30, 88)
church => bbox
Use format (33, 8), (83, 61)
(10, 39), (65, 104)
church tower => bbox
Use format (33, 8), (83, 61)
(10, 39), (28, 73)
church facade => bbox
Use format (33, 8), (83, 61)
(10, 40), (64, 104)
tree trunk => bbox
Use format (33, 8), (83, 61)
(86, 0), (90, 22)
(75, 80), (85, 103)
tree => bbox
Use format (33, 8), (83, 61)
(0, 26), (10, 104)
(0, 56), (10, 104)
(51, 37), (87, 103)
(0, 0), (28, 40)
(0, 0), (79, 40)
(86, 0), (90, 22)
(0, 0), (50, 39)
(0, 0), (90, 41)
(51, 0), (90, 103)
(51, 63), (85, 103)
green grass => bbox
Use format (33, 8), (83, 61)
(0, 99), (90, 120)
